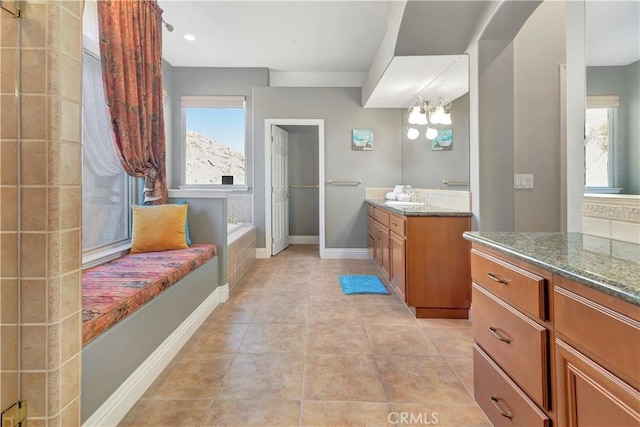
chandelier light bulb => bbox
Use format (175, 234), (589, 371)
(440, 112), (452, 125)
(408, 106), (421, 125)
(407, 127), (419, 140)
(426, 127), (438, 140)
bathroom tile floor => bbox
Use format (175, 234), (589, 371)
(119, 245), (489, 426)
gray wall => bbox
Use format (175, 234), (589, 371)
(587, 60), (640, 194)
(168, 67), (269, 188)
(513, 0), (565, 231)
(402, 93), (470, 188)
(281, 125), (320, 236)
(253, 87), (402, 248)
(478, 39), (515, 232)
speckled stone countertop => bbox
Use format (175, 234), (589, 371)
(464, 232), (640, 307)
(366, 199), (472, 217)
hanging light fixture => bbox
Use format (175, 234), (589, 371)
(405, 95), (452, 140)
(407, 126), (419, 140)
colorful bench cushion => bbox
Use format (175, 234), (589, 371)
(82, 244), (217, 345)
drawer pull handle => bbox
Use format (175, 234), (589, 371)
(487, 272), (508, 284)
(490, 395), (513, 420)
(489, 326), (511, 344)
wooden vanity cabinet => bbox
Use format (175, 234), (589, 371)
(367, 203), (471, 318)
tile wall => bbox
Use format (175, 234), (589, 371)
(227, 194), (252, 224)
(582, 196), (640, 244)
(227, 226), (256, 289)
(0, 1), (82, 425)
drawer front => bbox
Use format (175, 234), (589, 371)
(473, 284), (549, 408)
(373, 208), (390, 228)
(555, 286), (640, 390)
(389, 214), (406, 237)
(474, 344), (550, 427)
(471, 249), (546, 320)
(367, 204), (374, 218)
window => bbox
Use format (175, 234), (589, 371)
(181, 96), (246, 186)
(585, 95), (619, 190)
(82, 51), (133, 259)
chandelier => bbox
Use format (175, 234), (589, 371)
(406, 95), (452, 140)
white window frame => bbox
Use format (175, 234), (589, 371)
(585, 95), (619, 192)
(179, 95), (249, 191)
(81, 49), (139, 269)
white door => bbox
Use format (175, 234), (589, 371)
(271, 125), (290, 255)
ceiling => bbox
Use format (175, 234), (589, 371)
(158, 1), (389, 71)
(586, 1), (639, 66)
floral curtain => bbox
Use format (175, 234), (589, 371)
(97, 0), (167, 204)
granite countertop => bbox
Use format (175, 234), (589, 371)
(463, 232), (640, 307)
(366, 199), (472, 217)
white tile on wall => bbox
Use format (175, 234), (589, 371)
(610, 221), (640, 245)
(582, 217), (611, 239)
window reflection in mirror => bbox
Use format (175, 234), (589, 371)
(585, 1), (640, 195)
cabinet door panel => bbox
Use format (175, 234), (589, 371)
(555, 339), (640, 427)
(381, 224), (390, 278)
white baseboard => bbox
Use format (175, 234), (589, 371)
(323, 248), (370, 259)
(288, 235), (319, 244)
(83, 284), (228, 427)
(255, 248), (270, 259)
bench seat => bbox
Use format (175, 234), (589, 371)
(82, 243), (217, 345)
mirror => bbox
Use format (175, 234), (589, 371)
(401, 55), (470, 190)
(585, 1), (640, 195)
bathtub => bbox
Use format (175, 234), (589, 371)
(227, 222), (243, 235)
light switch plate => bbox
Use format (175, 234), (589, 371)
(514, 174), (534, 189)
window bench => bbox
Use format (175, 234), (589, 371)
(81, 243), (219, 422)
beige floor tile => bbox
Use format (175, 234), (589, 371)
(252, 300), (309, 324)
(390, 403), (490, 426)
(446, 357), (474, 396)
(118, 399), (210, 427)
(180, 323), (249, 354)
(303, 354), (386, 402)
(142, 353), (234, 399)
(239, 324), (307, 354)
(423, 327), (473, 358)
(359, 303), (417, 326)
(203, 399), (301, 426)
(308, 304), (363, 326)
(217, 353), (304, 400)
(366, 325), (439, 356)
(376, 355), (474, 405)
(301, 401), (392, 427)
(307, 323), (371, 355)
(206, 302), (259, 323)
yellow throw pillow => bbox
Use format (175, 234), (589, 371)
(130, 204), (189, 253)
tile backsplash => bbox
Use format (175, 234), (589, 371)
(365, 187), (471, 212)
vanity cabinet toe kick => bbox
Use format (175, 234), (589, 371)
(366, 202), (472, 318)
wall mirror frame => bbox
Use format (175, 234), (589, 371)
(584, 0), (639, 196)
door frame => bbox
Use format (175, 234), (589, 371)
(264, 119), (325, 258)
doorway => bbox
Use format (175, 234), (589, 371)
(264, 119), (325, 258)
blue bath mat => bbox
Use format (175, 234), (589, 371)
(339, 275), (390, 295)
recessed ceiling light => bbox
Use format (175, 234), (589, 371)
(183, 34), (196, 41)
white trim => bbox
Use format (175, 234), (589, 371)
(82, 241), (131, 270)
(323, 248), (371, 259)
(255, 248), (270, 259)
(288, 235), (320, 245)
(167, 189), (229, 199)
(82, 285), (227, 427)
(181, 95), (245, 108)
(265, 119), (326, 259)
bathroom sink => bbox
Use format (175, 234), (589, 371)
(385, 201), (425, 207)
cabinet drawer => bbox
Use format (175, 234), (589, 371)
(473, 284), (549, 409)
(474, 344), (550, 427)
(373, 208), (390, 227)
(471, 249), (546, 320)
(555, 286), (640, 390)
(367, 204), (374, 218)
(389, 214), (406, 237)
(367, 218), (374, 238)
